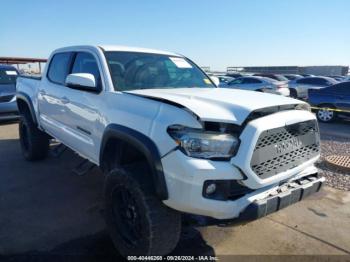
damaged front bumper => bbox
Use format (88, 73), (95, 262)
(185, 173), (325, 226)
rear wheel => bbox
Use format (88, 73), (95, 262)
(19, 115), (50, 161)
(104, 167), (181, 256)
(316, 105), (337, 123)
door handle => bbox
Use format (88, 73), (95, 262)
(61, 96), (70, 104)
(39, 90), (46, 95)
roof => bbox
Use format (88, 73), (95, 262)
(99, 45), (182, 57)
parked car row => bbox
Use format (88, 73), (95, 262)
(221, 76), (290, 96)
(216, 73), (340, 99)
(211, 72), (350, 123)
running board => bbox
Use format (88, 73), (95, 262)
(51, 143), (68, 157)
(72, 159), (96, 176)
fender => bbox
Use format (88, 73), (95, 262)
(16, 92), (38, 125)
(100, 124), (168, 200)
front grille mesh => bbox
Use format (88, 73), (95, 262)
(255, 124), (316, 150)
(251, 120), (320, 179)
(0, 95), (14, 103)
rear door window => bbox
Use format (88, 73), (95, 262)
(47, 52), (72, 85)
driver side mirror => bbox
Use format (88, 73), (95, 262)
(65, 73), (100, 92)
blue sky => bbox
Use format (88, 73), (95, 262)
(1, 0), (349, 70)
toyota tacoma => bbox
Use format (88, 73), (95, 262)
(16, 45), (324, 256)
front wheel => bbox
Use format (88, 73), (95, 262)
(19, 116), (50, 161)
(316, 106), (337, 123)
(104, 168), (181, 256)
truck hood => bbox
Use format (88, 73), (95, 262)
(127, 88), (304, 125)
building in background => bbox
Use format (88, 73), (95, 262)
(227, 65), (349, 76)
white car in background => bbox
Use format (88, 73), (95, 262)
(223, 76), (290, 96)
(288, 76), (338, 99)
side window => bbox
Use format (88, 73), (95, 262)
(71, 52), (102, 89)
(229, 78), (244, 85)
(47, 53), (72, 85)
(243, 78), (261, 84)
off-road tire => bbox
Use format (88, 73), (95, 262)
(104, 167), (181, 256)
(18, 115), (50, 161)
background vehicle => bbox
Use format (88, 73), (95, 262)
(288, 76), (338, 99)
(327, 75), (345, 82)
(253, 73), (289, 82)
(216, 75), (234, 86)
(0, 65), (19, 121)
(225, 76), (290, 96)
(308, 81), (350, 122)
(283, 74), (303, 80)
(16, 45), (323, 256)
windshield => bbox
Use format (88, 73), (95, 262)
(104, 51), (214, 91)
(0, 69), (18, 85)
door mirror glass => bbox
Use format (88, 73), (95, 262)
(65, 73), (99, 92)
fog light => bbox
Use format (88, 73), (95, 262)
(205, 183), (216, 195)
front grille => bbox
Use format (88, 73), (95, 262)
(0, 95), (14, 103)
(251, 120), (320, 179)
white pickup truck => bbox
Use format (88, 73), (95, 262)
(16, 45), (324, 256)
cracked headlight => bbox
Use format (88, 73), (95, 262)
(168, 125), (239, 160)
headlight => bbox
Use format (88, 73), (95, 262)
(168, 125), (240, 159)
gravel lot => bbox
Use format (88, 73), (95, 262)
(317, 135), (350, 191)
